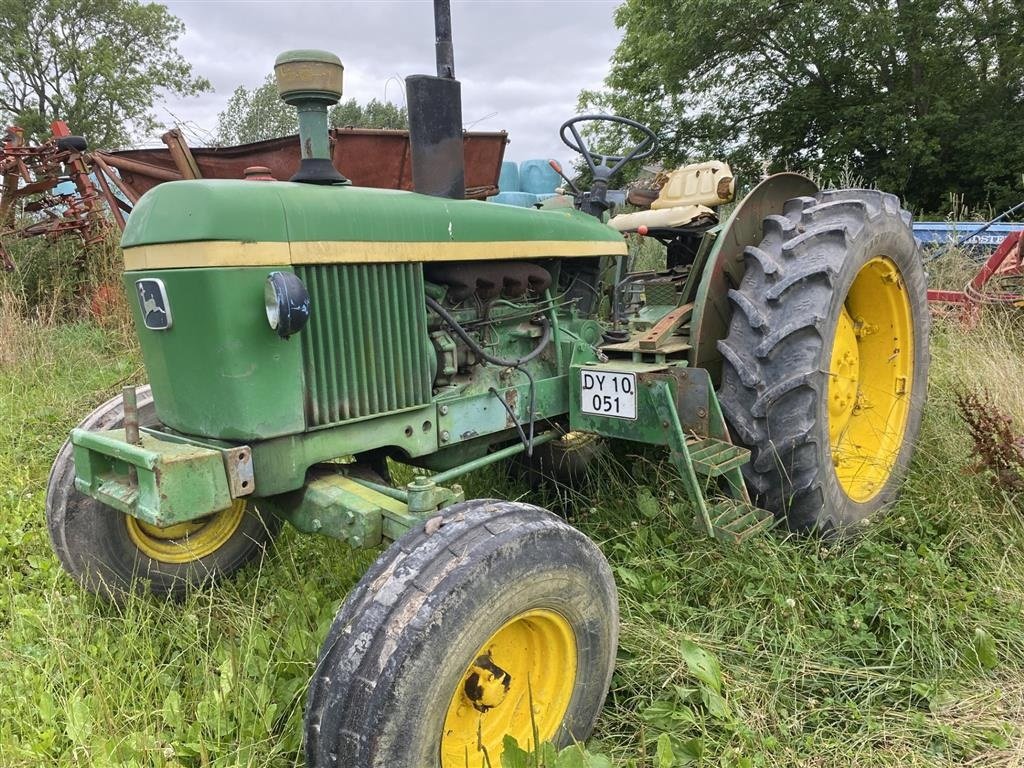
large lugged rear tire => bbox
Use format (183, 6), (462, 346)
(46, 387), (279, 600)
(717, 190), (929, 535)
(304, 499), (618, 768)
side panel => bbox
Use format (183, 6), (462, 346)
(125, 266), (306, 440)
(569, 363), (712, 443)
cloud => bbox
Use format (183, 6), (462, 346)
(157, 0), (622, 164)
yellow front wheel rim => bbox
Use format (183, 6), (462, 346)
(126, 500), (247, 564)
(440, 609), (577, 766)
(828, 256), (914, 502)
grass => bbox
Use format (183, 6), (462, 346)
(2, 253), (1024, 766)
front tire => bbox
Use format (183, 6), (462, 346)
(717, 190), (929, 535)
(46, 386), (279, 600)
(304, 499), (618, 768)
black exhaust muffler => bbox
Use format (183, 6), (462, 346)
(406, 0), (465, 199)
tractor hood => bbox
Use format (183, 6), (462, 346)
(121, 179), (625, 269)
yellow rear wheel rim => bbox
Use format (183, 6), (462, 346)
(828, 256), (914, 502)
(440, 609), (576, 766)
(125, 499), (247, 564)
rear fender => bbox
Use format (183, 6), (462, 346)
(689, 173), (818, 384)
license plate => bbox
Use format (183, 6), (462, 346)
(580, 369), (637, 420)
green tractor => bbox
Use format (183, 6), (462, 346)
(45, 9), (929, 767)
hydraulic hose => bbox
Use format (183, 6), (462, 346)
(426, 295), (549, 456)
(425, 295), (551, 366)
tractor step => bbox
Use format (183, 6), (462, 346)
(705, 498), (776, 542)
(685, 436), (750, 477)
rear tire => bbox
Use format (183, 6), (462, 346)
(46, 387), (279, 600)
(717, 190), (929, 535)
(304, 499), (618, 767)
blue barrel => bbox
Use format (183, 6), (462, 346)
(518, 159), (561, 195)
(487, 191), (541, 208)
(497, 161), (520, 193)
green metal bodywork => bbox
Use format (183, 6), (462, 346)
(72, 428), (233, 526)
(122, 180), (626, 249)
(125, 266), (305, 440)
(73, 173), (812, 546)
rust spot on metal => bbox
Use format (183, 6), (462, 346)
(242, 166), (276, 181)
(463, 653), (512, 712)
(638, 303), (694, 351)
(503, 388), (519, 428)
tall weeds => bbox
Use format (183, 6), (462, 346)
(0, 229), (134, 370)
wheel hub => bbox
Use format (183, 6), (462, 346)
(827, 256), (914, 502)
(463, 654), (512, 712)
(441, 609), (576, 766)
(828, 306), (860, 443)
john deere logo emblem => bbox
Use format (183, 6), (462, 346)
(136, 279), (172, 330)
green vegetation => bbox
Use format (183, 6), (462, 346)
(582, 0), (1024, 216)
(2, 246), (1024, 766)
(0, 0), (209, 149)
(215, 74), (408, 146)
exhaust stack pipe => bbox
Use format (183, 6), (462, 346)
(406, 0), (465, 199)
(275, 49), (349, 185)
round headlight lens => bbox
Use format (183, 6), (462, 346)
(264, 271), (310, 339)
(264, 279), (281, 330)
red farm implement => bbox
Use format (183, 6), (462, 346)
(1, 122), (508, 270)
(926, 230), (1023, 314)
(918, 199), (1024, 322)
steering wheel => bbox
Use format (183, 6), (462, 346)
(559, 114), (658, 179)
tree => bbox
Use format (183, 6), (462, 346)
(215, 74), (408, 146)
(329, 98), (408, 130)
(0, 0), (209, 150)
(215, 75), (297, 146)
(582, 0), (1024, 215)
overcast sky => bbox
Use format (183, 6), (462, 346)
(157, 0), (623, 167)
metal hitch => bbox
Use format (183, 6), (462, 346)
(71, 428), (252, 527)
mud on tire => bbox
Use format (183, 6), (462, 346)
(304, 499), (618, 768)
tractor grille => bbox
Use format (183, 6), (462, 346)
(295, 263), (433, 426)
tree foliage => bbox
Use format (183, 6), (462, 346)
(215, 74), (408, 146)
(583, 0), (1024, 214)
(0, 0), (209, 150)
(215, 76), (297, 146)
(329, 98), (408, 131)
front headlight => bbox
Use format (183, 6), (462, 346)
(264, 271), (310, 339)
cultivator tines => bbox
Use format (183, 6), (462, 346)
(0, 121), (108, 270)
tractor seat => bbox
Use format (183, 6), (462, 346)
(609, 204), (717, 233)
(609, 160), (734, 234)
